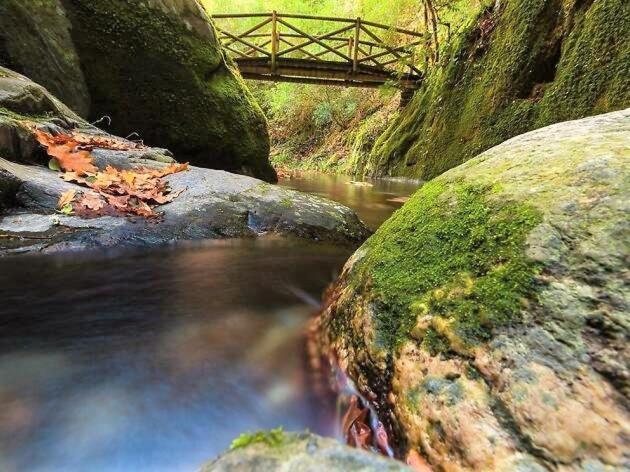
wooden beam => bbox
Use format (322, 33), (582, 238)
(359, 39), (424, 63)
(280, 37), (321, 61)
(276, 20), (354, 61)
(359, 25), (422, 76)
(223, 17), (272, 47)
(215, 25), (271, 57)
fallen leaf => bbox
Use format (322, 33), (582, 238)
(35, 130), (97, 175)
(77, 193), (105, 211)
(57, 189), (76, 210)
(406, 450), (433, 472)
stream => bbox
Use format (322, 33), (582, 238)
(0, 173), (419, 472)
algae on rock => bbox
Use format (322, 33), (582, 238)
(320, 109), (630, 470)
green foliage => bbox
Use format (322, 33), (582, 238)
(230, 427), (286, 450)
(351, 181), (542, 352)
(367, 0), (630, 180)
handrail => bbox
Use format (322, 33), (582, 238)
(211, 11), (427, 88)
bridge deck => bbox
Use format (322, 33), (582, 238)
(213, 12), (427, 90)
(235, 57), (422, 89)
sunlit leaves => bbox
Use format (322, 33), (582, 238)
(36, 129), (189, 219)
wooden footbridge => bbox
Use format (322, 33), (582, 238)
(212, 12), (426, 91)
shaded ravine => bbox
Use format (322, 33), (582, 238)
(0, 173), (419, 472)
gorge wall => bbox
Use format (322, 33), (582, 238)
(360, 0), (630, 180)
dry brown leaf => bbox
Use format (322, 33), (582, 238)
(57, 189), (76, 209)
(35, 130), (97, 175)
(32, 128), (188, 219)
(77, 193), (105, 211)
(406, 450), (433, 472)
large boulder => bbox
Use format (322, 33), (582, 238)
(0, 69), (368, 255)
(203, 432), (410, 471)
(0, 0), (90, 117)
(319, 110), (630, 470)
(0, 0), (275, 182)
(60, 0), (276, 182)
(363, 0), (630, 180)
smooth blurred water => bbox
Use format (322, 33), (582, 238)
(0, 173), (419, 472)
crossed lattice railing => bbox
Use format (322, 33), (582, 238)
(212, 12), (426, 87)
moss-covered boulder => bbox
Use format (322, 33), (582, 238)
(363, 0), (630, 180)
(57, 0), (275, 182)
(203, 431), (410, 471)
(319, 109), (630, 470)
(0, 68), (368, 253)
(0, 0), (90, 117)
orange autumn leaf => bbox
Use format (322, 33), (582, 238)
(406, 450), (433, 472)
(31, 126), (188, 219)
(35, 130), (97, 175)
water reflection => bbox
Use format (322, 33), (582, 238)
(279, 173), (420, 231)
(0, 175), (419, 472)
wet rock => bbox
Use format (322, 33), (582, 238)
(202, 432), (410, 472)
(61, 0), (276, 182)
(0, 69), (369, 255)
(0, 0), (90, 116)
(319, 110), (630, 470)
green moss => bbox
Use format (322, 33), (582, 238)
(230, 428), (286, 450)
(351, 181), (542, 352)
(0, 0), (90, 116)
(62, 0), (275, 182)
(365, 0), (630, 181)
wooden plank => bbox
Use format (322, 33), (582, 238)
(241, 74), (387, 88)
(359, 25), (422, 75)
(215, 25), (271, 57)
(277, 13), (355, 24)
(360, 39), (424, 63)
(223, 17), (272, 47)
(353, 18), (361, 72)
(276, 19), (353, 61)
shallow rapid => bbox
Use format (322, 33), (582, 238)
(0, 173), (419, 472)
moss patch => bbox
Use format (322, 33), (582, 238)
(365, 0), (630, 180)
(62, 0), (275, 182)
(351, 181), (542, 352)
(230, 428), (286, 450)
(0, 0), (89, 116)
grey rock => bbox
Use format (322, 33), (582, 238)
(202, 432), (410, 472)
(0, 70), (369, 255)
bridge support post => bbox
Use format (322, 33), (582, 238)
(352, 17), (361, 74)
(271, 10), (278, 75)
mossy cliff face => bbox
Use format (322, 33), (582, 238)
(59, 0), (276, 182)
(363, 0), (630, 180)
(0, 0), (90, 116)
(319, 109), (630, 470)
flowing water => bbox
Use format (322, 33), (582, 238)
(0, 173), (419, 472)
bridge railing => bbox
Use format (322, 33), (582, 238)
(212, 12), (426, 80)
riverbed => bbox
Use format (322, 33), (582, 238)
(0, 173), (419, 472)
